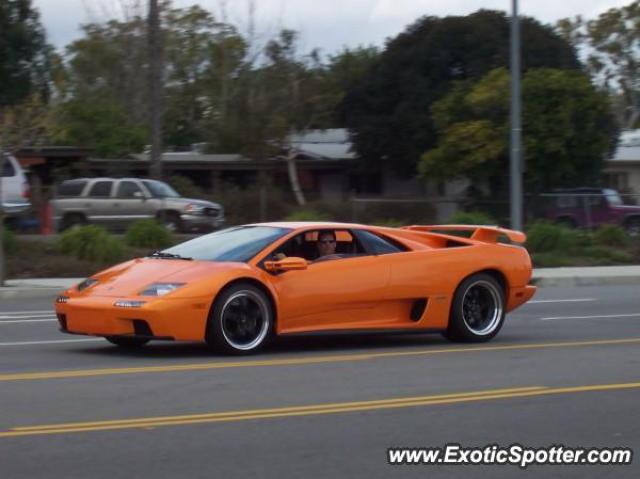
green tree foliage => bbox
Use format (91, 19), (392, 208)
(341, 10), (581, 176)
(0, 0), (50, 106)
(557, 1), (640, 128)
(52, 97), (147, 157)
(419, 68), (615, 193)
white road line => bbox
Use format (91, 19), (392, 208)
(0, 319), (58, 324)
(0, 339), (103, 347)
(528, 299), (597, 304)
(0, 310), (54, 315)
(541, 313), (640, 321)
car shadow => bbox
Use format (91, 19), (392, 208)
(67, 332), (454, 359)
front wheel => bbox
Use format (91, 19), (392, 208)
(445, 273), (506, 343)
(206, 283), (273, 355)
(105, 336), (150, 348)
(624, 217), (640, 237)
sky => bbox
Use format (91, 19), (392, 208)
(37, 0), (632, 55)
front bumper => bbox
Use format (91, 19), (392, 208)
(55, 295), (212, 341)
(180, 213), (225, 231)
(1, 200), (31, 217)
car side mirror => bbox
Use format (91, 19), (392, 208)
(264, 257), (308, 272)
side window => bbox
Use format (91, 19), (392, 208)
(354, 230), (406, 255)
(88, 181), (113, 198)
(2, 156), (16, 177)
(116, 181), (143, 199)
(57, 180), (87, 197)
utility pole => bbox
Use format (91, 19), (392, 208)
(510, 0), (523, 231)
(148, 0), (164, 179)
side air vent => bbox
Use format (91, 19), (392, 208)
(133, 319), (153, 337)
(410, 299), (428, 321)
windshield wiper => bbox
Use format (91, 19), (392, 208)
(148, 251), (193, 260)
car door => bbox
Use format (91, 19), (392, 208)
(113, 180), (154, 228)
(85, 180), (115, 227)
(268, 229), (391, 334)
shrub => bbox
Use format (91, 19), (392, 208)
(371, 218), (406, 227)
(448, 210), (496, 225)
(2, 227), (18, 255)
(125, 219), (174, 249)
(168, 175), (204, 198)
(593, 225), (629, 248)
(57, 225), (125, 263)
(525, 222), (589, 254)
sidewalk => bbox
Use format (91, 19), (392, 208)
(2, 266), (640, 300)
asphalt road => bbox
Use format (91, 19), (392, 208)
(1, 285), (639, 478)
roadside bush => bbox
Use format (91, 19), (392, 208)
(57, 225), (125, 263)
(593, 225), (629, 248)
(168, 175), (204, 198)
(525, 222), (589, 254)
(371, 218), (406, 227)
(448, 210), (496, 225)
(125, 219), (174, 249)
(2, 227), (18, 255)
(352, 201), (437, 225)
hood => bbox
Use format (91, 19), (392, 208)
(86, 258), (242, 297)
(166, 197), (222, 209)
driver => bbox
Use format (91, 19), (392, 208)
(316, 230), (338, 259)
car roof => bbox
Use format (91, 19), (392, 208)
(252, 221), (376, 230)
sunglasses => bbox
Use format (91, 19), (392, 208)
(318, 239), (336, 244)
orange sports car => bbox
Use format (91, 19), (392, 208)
(54, 222), (536, 354)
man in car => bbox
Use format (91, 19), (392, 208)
(316, 230), (338, 260)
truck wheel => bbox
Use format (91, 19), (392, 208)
(61, 213), (87, 230)
(625, 217), (640, 237)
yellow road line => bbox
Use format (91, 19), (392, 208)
(1, 382), (639, 438)
(2, 337), (640, 383)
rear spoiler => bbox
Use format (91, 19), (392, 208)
(401, 225), (527, 244)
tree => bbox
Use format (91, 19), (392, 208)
(557, 1), (640, 128)
(0, 0), (50, 107)
(418, 68), (616, 195)
(1, 0), (51, 286)
(341, 9), (581, 176)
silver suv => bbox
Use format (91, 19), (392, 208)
(52, 178), (225, 233)
(1, 153), (31, 218)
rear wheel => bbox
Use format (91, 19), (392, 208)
(445, 273), (505, 343)
(61, 213), (87, 230)
(624, 217), (640, 237)
(105, 336), (150, 348)
(206, 283), (273, 355)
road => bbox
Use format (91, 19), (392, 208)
(1, 285), (639, 478)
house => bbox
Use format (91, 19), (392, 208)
(603, 130), (640, 195)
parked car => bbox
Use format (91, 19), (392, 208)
(1, 153), (31, 221)
(544, 188), (640, 236)
(52, 177), (225, 233)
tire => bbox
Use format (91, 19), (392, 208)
(624, 217), (640, 238)
(158, 212), (182, 233)
(556, 216), (577, 228)
(445, 273), (506, 343)
(105, 336), (150, 348)
(206, 283), (273, 355)
(61, 213), (87, 231)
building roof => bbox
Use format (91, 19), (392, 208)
(288, 128), (356, 160)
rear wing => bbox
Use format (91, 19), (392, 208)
(401, 225), (527, 244)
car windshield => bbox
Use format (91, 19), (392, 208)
(159, 226), (291, 262)
(604, 189), (624, 206)
(142, 180), (181, 198)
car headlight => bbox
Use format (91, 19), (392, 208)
(184, 203), (206, 214)
(140, 283), (186, 296)
(77, 278), (98, 292)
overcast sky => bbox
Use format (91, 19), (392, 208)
(37, 0), (631, 55)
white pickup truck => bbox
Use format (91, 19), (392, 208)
(1, 153), (31, 218)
